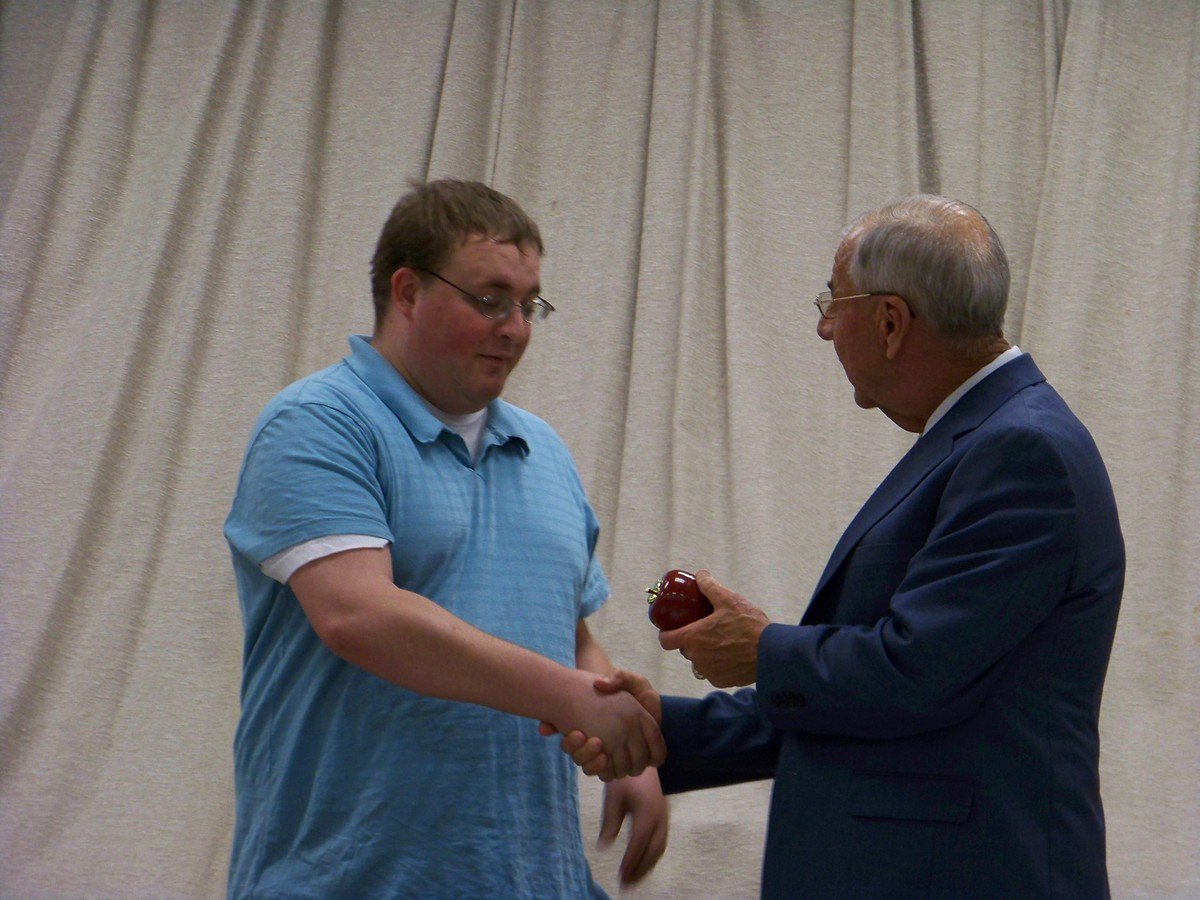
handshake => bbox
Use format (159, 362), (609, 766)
(540, 569), (771, 780)
(539, 670), (663, 781)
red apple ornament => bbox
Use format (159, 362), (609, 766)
(645, 569), (714, 630)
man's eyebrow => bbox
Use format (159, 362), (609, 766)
(485, 279), (541, 298)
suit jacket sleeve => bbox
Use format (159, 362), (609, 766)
(657, 690), (783, 794)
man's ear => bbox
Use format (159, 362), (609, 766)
(389, 267), (421, 320)
(878, 295), (913, 360)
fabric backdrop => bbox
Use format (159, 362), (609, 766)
(2, 1), (1197, 897)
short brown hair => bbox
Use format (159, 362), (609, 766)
(369, 178), (544, 327)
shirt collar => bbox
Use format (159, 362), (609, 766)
(922, 345), (1024, 434)
(343, 334), (529, 453)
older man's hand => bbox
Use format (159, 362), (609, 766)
(658, 569), (770, 688)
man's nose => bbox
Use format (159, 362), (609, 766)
(816, 316), (834, 341)
(495, 307), (531, 339)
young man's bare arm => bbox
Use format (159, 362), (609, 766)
(289, 546), (665, 776)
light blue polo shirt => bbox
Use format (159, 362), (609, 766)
(224, 335), (610, 898)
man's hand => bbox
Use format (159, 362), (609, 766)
(601, 769), (669, 886)
(541, 669), (663, 781)
(549, 673), (665, 779)
(658, 570), (770, 687)
(595, 668), (661, 724)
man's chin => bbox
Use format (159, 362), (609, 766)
(853, 389), (877, 410)
(469, 378), (508, 408)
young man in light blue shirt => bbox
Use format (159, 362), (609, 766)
(225, 179), (667, 898)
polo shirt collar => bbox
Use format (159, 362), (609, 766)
(482, 398), (530, 453)
(344, 334), (529, 454)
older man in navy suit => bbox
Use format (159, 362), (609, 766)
(557, 195), (1124, 897)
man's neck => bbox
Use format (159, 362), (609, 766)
(918, 342), (1020, 434)
(887, 337), (1013, 433)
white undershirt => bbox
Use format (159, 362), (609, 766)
(260, 534), (390, 582)
(922, 345), (1023, 434)
(422, 401), (488, 460)
(259, 404), (490, 583)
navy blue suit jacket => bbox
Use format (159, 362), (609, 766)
(659, 354), (1124, 898)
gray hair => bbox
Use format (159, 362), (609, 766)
(844, 195), (1009, 350)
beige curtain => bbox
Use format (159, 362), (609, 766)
(2, 1), (1196, 896)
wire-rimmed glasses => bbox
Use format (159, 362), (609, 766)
(813, 290), (895, 319)
(415, 268), (555, 324)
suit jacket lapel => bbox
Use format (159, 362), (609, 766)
(807, 354), (1048, 604)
